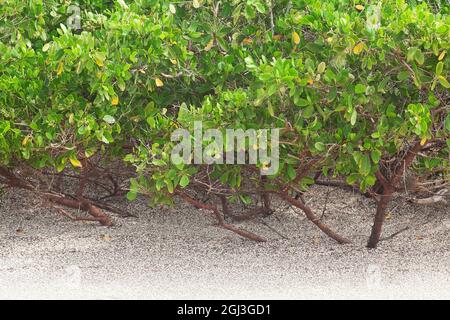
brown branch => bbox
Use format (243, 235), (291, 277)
(54, 207), (104, 223)
(274, 191), (351, 244)
(220, 195), (269, 222)
(315, 179), (365, 195)
(177, 191), (266, 242)
(44, 193), (113, 227)
(367, 141), (424, 248)
(379, 227), (410, 242)
(375, 170), (390, 189)
(0, 166), (113, 227)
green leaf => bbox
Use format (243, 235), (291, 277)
(180, 175), (190, 188)
(445, 115), (450, 132)
(351, 109), (357, 126)
(436, 62), (444, 76)
(166, 180), (174, 193)
(438, 76), (450, 88)
(317, 62), (326, 74)
(355, 84), (366, 94)
(315, 142), (326, 152)
(287, 165), (296, 180)
(267, 102), (275, 117)
(365, 174), (376, 186)
(359, 155), (371, 176)
(152, 159), (167, 166)
(407, 47), (418, 62)
(303, 105), (315, 118)
(346, 174), (359, 185)
(295, 98), (310, 107)
(147, 116), (156, 128)
(254, 2), (266, 13)
(397, 71), (410, 81)
(127, 191), (137, 201)
(371, 149), (382, 164)
(414, 49), (425, 65)
(103, 115), (115, 124)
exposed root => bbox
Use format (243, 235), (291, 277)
(409, 189), (448, 205)
(315, 179), (364, 195)
(220, 196), (271, 222)
(54, 207), (105, 223)
(0, 166), (114, 227)
(44, 193), (114, 227)
(379, 227), (410, 242)
(275, 191), (352, 244)
(177, 191), (266, 242)
(257, 217), (289, 240)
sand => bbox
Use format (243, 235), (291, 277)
(0, 185), (448, 299)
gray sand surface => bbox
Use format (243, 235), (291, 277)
(0, 186), (448, 299)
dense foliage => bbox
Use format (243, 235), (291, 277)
(0, 0), (448, 247)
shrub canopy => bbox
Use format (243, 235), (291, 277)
(0, 0), (449, 245)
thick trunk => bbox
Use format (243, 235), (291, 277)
(367, 187), (393, 248)
(367, 141), (423, 248)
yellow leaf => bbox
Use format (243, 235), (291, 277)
(204, 38), (214, 51)
(353, 42), (364, 55)
(69, 157), (83, 168)
(273, 34), (282, 41)
(57, 62), (64, 76)
(76, 61), (82, 74)
(94, 57), (104, 67)
(22, 136), (31, 146)
(85, 149), (95, 158)
(155, 78), (164, 87)
(292, 31), (301, 45)
(68, 113), (74, 124)
(170, 59), (178, 65)
(438, 50), (446, 61)
(93, 52), (106, 67)
(101, 234), (112, 241)
(111, 97), (119, 106)
(242, 38), (253, 45)
(420, 138), (427, 146)
(355, 5), (365, 11)
(193, 0), (200, 8)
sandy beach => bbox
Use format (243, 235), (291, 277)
(0, 185), (448, 299)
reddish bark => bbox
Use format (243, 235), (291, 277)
(367, 141), (423, 248)
(220, 196), (269, 222)
(177, 191), (266, 242)
(276, 191), (351, 244)
(0, 166), (113, 227)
